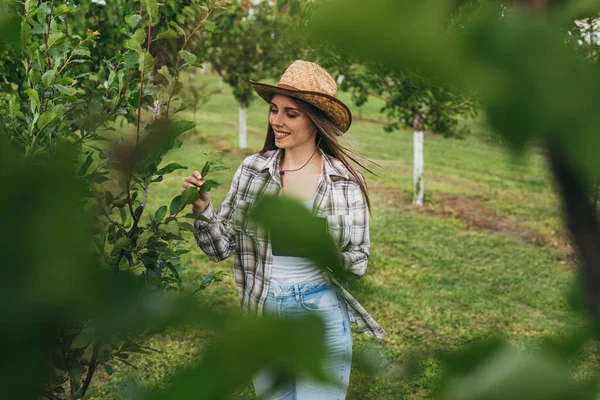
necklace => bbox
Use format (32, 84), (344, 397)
(279, 138), (322, 177)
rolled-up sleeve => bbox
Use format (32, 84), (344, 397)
(192, 163), (243, 262)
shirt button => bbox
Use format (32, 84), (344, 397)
(275, 287), (282, 294)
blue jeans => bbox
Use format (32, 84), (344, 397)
(252, 279), (353, 400)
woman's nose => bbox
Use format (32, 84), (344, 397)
(270, 113), (283, 128)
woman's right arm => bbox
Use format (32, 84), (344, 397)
(184, 164), (244, 262)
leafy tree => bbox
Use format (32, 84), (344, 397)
(0, 0), (226, 396)
(331, 61), (477, 206)
(201, 0), (303, 149)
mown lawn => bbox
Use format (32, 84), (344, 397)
(87, 73), (594, 399)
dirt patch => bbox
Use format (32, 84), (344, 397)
(370, 185), (576, 263)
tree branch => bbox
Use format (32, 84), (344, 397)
(80, 343), (100, 396)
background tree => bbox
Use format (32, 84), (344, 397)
(201, 0), (303, 150)
(0, 0), (224, 396)
(324, 59), (477, 206)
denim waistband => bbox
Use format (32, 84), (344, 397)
(267, 278), (332, 297)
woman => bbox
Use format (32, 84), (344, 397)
(182, 60), (386, 399)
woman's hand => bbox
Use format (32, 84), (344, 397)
(182, 170), (210, 213)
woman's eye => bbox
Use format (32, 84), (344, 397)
(287, 114), (297, 119)
(269, 109), (277, 114)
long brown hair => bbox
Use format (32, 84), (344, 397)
(260, 96), (380, 214)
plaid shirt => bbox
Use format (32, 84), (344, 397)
(193, 148), (387, 338)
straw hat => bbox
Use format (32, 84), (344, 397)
(249, 60), (352, 133)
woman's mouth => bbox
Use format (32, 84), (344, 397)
(275, 131), (291, 140)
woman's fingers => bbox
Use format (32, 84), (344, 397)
(181, 174), (204, 193)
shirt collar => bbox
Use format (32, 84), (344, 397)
(259, 147), (350, 183)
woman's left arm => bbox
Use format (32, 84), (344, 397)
(341, 182), (370, 278)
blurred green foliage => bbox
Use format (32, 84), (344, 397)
(309, 0), (600, 184)
(0, 1), (335, 398)
(306, 0), (600, 399)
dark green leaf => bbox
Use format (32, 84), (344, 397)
(201, 161), (210, 176)
(181, 186), (200, 206)
(156, 29), (180, 40)
(137, 230), (154, 248)
(154, 205), (167, 222)
(199, 179), (221, 193)
(182, 213), (210, 222)
(71, 331), (94, 350)
(79, 153), (93, 176)
(169, 195), (183, 216)
(156, 163), (187, 175)
(104, 364), (113, 376)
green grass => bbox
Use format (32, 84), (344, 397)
(86, 73), (594, 399)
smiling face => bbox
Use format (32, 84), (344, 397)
(269, 94), (318, 150)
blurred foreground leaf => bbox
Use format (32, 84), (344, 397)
(249, 196), (350, 281)
(151, 314), (329, 400)
(308, 0), (600, 183)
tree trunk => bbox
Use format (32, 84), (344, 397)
(413, 112), (424, 206)
(239, 96), (247, 150)
(548, 144), (600, 323)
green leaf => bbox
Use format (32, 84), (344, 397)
(41, 70), (56, 88)
(24, 89), (40, 113)
(37, 110), (58, 132)
(7, 94), (21, 120)
(154, 205), (167, 222)
(156, 163), (186, 175)
(123, 50), (139, 68)
(68, 365), (85, 385)
(47, 31), (64, 49)
(139, 51), (155, 75)
(199, 179), (221, 193)
(169, 195), (183, 216)
(131, 28), (146, 45)
(181, 186), (200, 206)
(201, 161), (210, 176)
(79, 153), (93, 176)
(157, 65), (172, 83)
(25, 0), (37, 15)
(201, 20), (216, 33)
(53, 4), (71, 16)
(125, 39), (143, 54)
(72, 47), (91, 58)
(141, 0), (159, 26)
(169, 21), (186, 37)
(178, 221), (195, 232)
(111, 237), (132, 255)
(137, 229), (153, 248)
(159, 220), (179, 235)
(71, 331), (94, 349)
(156, 29), (179, 40)
(178, 50), (197, 66)
(104, 364), (114, 376)
(125, 14), (142, 29)
(182, 213), (210, 222)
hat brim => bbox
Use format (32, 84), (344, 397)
(249, 80), (352, 133)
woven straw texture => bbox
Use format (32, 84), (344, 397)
(250, 60), (352, 133)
